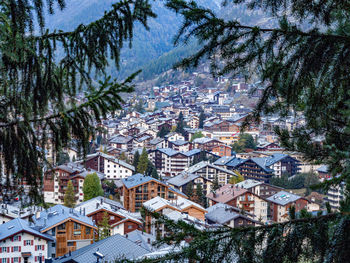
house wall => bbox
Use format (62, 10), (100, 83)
(0, 232), (49, 262)
(44, 220), (95, 257)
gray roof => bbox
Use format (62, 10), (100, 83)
(182, 149), (201, 157)
(235, 179), (262, 189)
(205, 203), (254, 225)
(170, 140), (189, 146)
(267, 191), (302, 206)
(187, 161), (237, 176)
(0, 218), (54, 242)
(122, 173), (160, 189)
(125, 230), (157, 252)
(32, 205), (95, 232)
(85, 152), (135, 171)
(53, 234), (150, 262)
(157, 148), (183, 157)
(213, 156), (236, 166)
(167, 173), (200, 187)
(149, 137), (164, 145)
(75, 196), (124, 212)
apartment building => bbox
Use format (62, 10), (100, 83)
(150, 148), (189, 177)
(206, 184), (269, 222)
(267, 191), (310, 223)
(187, 161), (238, 186)
(122, 174), (187, 212)
(43, 163), (105, 205)
(82, 152), (135, 181)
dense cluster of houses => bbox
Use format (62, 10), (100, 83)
(0, 80), (337, 262)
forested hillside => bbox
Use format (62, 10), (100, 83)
(45, 0), (272, 81)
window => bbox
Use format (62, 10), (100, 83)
(51, 228), (56, 235)
(74, 222), (81, 230)
(13, 246), (19, 252)
(13, 235), (20, 241)
(25, 240), (31, 246)
(67, 242), (74, 246)
(110, 216), (115, 220)
(36, 245), (44, 251)
(85, 227), (91, 235)
(58, 223), (66, 230)
(128, 225), (133, 229)
(51, 243), (56, 247)
(2, 259), (6, 263)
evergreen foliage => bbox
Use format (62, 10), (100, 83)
(56, 151), (70, 165)
(198, 110), (205, 129)
(133, 150), (140, 173)
(82, 172), (104, 201)
(270, 172), (320, 190)
(63, 180), (76, 208)
(184, 182), (194, 198)
(151, 167), (159, 179)
(0, 0), (155, 202)
(195, 183), (206, 208)
(98, 212), (111, 241)
(212, 175), (220, 191)
(190, 131), (204, 142)
(137, 148), (149, 174)
(134, 0), (350, 262)
(231, 133), (256, 153)
(157, 126), (170, 138)
(175, 112), (185, 135)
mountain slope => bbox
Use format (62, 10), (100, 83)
(45, 0), (219, 81)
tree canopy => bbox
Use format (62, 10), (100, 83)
(132, 0), (350, 262)
(82, 172), (104, 201)
(64, 180), (76, 208)
(137, 148), (149, 174)
(231, 133), (257, 153)
(0, 0), (155, 202)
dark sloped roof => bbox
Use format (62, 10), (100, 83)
(52, 234), (150, 262)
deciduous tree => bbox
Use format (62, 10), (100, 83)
(83, 173), (104, 201)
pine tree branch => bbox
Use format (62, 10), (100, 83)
(0, 72), (138, 128)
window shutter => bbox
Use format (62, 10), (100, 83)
(34, 256), (37, 262)
(31, 240), (33, 246)
(11, 237), (13, 242)
(23, 240), (25, 246)
(19, 258), (21, 263)
(11, 247), (13, 252)
(18, 236), (21, 241)
(7, 258), (9, 263)
(11, 258), (13, 263)
(42, 245), (45, 250)
(19, 246), (21, 252)
(42, 256), (44, 261)
(0, 247), (2, 253)
(35, 245), (37, 251)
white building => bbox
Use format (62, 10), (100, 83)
(0, 218), (54, 262)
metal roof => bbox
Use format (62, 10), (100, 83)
(52, 234), (150, 262)
(235, 179), (262, 189)
(266, 191), (302, 206)
(0, 218), (54, 242)
(125, 230), (157, 252)
(167, 173), (200, 187)
(32, 205), (95, 232)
